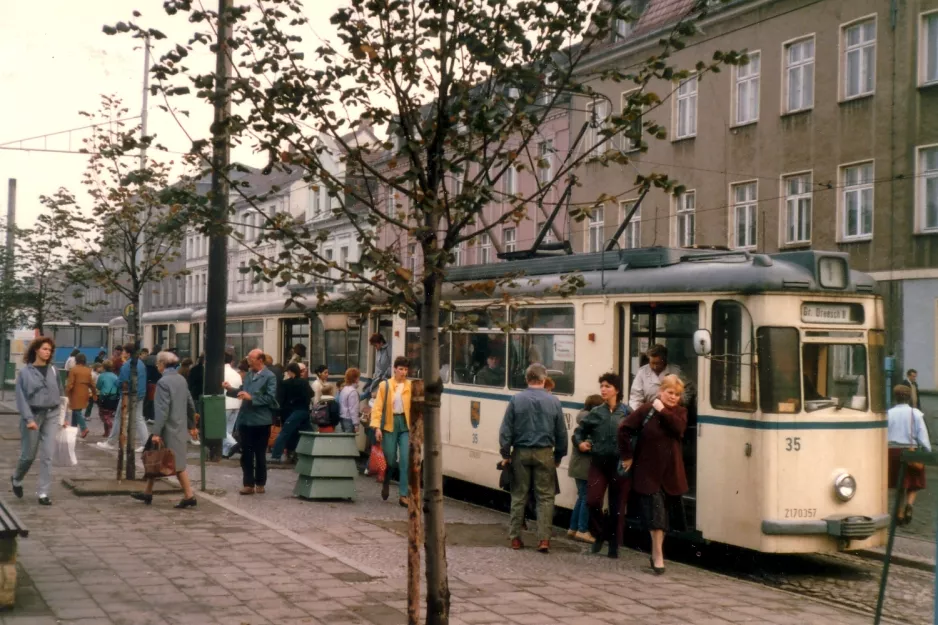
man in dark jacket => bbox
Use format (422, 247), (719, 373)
(498, 363), (568, 553)
(903, 369), (922, 410)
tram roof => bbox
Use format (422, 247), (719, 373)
(443, 247), (877, 298)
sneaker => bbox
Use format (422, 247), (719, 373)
(574, 531), (596, 544)
(188, 438), (200, 446)
(96, 441), (117, 450)
(38, 496), (52, 506)
(10, 476), (23, 499)
(566, 529), (576, 538)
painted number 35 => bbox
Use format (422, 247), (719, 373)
(785, 437), (801, 452)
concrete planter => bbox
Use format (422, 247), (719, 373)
(293, 431), (358, 500)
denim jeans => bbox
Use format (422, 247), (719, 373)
(13, 408), (59, 497)
(570, 478), (589, 533)
(70, 409), (88, 432)
(381, 413), (409, 497)
(270, 410), (310, 460)
(337, 419), (356, 433)
(222, 408), (239, 455)
(106, 397), (149, 446)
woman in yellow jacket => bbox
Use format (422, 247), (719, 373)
(372, 356), (412, 507)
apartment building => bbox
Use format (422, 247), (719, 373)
(566, 0), (938, 394)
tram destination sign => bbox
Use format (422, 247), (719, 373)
(801, 302), (862, 324)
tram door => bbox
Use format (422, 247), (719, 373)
(625, 304), (700, 525)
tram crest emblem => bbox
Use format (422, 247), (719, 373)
(470, 401), (481, 429)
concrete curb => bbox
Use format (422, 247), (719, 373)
(857, 549), (935, 573)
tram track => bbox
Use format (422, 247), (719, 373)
(442, 477), (935, 625)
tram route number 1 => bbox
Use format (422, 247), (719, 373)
(785, 437), (801, 452)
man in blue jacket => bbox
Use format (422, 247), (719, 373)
(96, 344), (148, 452)
(499, 363), (568, 553)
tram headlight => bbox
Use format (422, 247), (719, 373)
(834, 473), (857, 502)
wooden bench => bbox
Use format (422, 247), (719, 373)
(0, 496), (28, 608)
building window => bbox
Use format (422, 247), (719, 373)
(674, 75), (697, 140)
(503, 227), (516, 253)
(312, 185), (321, 216)
(731, 182), (758, 249)
(339, 246), (349, 270)
(538, 140), (553, 185)
(922, 12), (938, 85)
(504, 166), (517, 196)
(186, 275), (193, 303)
(585, 100), (610, 154)
(919, 146), (938, 232)
(784, 37), (815, 113)
(536, 217), (556, 244)
(588, 206), (605, 253)
(386, 186), (395, 214)
(676, 191), (695, 248)
(238, 262), (246, 294)
(452, 176), (463, 198)
(408, 243), (418, 277)
(843, 19), (876, 99)
(620, 90), (643, 151)
(453, 243), (464, 266)
(202, 272), (208, 301)
(783, 173), (812, 244)
(186, 237), (193, 260)
(841, 162), (874, 240)
(478, 233), (491, 264)
(734, 52), (760, 125)
(620, 200), (641, 249)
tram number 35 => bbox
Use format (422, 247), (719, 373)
(785, 437), (801, 452)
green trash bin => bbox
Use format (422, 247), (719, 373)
(293, 432), (358, 500)
(4, 363), (15, 390)
(200, 395), (227, 440)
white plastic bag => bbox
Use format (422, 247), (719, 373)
(54, 426), (78, 467)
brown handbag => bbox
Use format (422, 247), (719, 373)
(142, 437), (176, 478)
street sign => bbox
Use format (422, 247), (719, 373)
(122, 303), (135, 320)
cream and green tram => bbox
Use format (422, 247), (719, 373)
(383, 247), (887, 554)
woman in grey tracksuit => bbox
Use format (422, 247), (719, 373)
(11, 337), (65, 506)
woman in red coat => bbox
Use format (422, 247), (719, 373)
(618, 374), (688, 575)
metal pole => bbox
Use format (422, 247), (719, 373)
(202, 0), (233, 488)
(139, 35), (150, 171)
(1, 179), (15, 400)
(874, 459), (907, 624)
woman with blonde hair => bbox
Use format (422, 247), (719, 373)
(618, 374), (688, 574)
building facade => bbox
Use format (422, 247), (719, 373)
(564, 0), (938, 400)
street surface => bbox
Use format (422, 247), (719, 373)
(0, 409), (928, 624)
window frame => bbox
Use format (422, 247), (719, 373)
(508, 304), (576, 395)
(921, 10), (938, 87)
(839, 160), (875, 241)
(710, 300), (756, 412)
(840, 16), (877, 101)
(503, 226), (516, 253)
(782, 35), (816, 114)
(478, 233), (492, 264)
(730, 181), (758, 250)
(781, 171), (813, 245)
(450, 307), (507, 388)
(504, 166), (517, 196)
(537, 139), (554, 185)
(619, 199), (641, 249)
(585, 100), (610, 155)
(620, 88), (643, 152)
(588, 205), (605, 253)
(732, 51), (761, 127)
(675, 191), (696, 248)
(917, 144), (938, 233)
(673, 74), (698, 140)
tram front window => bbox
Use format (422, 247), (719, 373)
(802, 343), (868, 412)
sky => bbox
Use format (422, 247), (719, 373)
(0, 0), (343, 230)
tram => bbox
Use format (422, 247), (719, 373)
(129, 246), (887, 554)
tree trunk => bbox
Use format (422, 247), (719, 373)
(408, 379), (425, 625)
(421, 276), (450, 625)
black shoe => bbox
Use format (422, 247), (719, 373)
(381, 473), (391, 501)
(38, 496), (51, 506)
(11, 477), (22, 499)
(590, 539), (604, 554)
(608, 546), (619, 559)
(131, 493), (153, 505)
(174, 497), (197, 509)
(904, 503), (914, 525)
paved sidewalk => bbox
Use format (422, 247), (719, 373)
(0, 413), (890, 624)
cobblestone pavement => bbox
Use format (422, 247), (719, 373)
(0, 412), (914, 624)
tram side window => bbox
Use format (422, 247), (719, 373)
(756, 327), (801, 414)
(508, 306), (575, 395)
(451, 309), (506, 387)
(710, 301), (755, 411)
(324, 325), (366, 374)
(802, 343), (868, 412)
(405, 311), (451, 381)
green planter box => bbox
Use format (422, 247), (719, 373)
(293, 432), (358, 501)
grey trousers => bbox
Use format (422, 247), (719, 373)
(106, 397), (149, 446)
(13, 408), (59, 497)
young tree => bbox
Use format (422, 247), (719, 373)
(41, 95), (194, 480)
(112, 0), (741, 621)
(14, 214), (92, 335)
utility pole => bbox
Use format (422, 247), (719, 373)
(202, 0), (233, 471)
(139, 35), (150, 171)
(0, 180), (15, 398)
